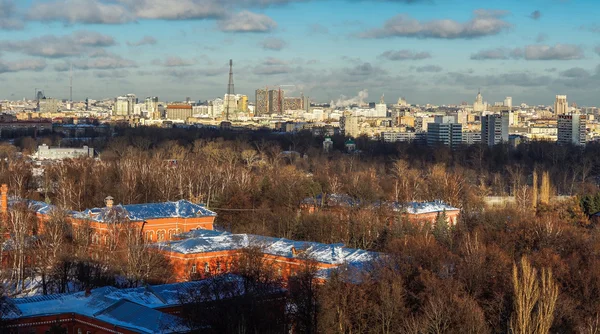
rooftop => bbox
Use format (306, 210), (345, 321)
(160, 228), (379, 269)
(9, 199), (216, 223)
(302, 194), (460, 214)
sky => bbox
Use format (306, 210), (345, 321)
(0, 0), (599, 106)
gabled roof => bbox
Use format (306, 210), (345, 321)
(301, 194), (460, 214)
(8, 198), (55, 215)
(9, 198), (216, 223)
(159, 229), (379, 269)
(73, 199), (217, 223)
(5, 278), (252, 333)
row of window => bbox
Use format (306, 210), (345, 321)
(145, 228), (181, 242)
(189, 261), (286, 277)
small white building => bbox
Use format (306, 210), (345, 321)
(34, 144), (94, 160)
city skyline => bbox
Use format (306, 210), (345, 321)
(1, 0), (600, 105)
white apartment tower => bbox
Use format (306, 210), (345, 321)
(375, 94), (387, 117)
(114, 94), (136, 116)
(554, 95), (568, 115)
(558, 113), (586, 146)
(504, 97), (512, 109)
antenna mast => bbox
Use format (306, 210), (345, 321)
(226, 59), (234, 121)
(69, 63), (73, 105)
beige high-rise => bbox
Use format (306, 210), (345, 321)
(554, 95), (568, 115)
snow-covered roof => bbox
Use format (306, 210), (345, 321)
(5, 285), (188, 333)
(8, 198), (55, 215)
(160, 229), (379, 268)
(73, 199), (216, 223)
(302, 194), (459, 214)
(398, 201), (460, 214)
(9, 198), (216, 223)
(5, 277), (259, 333)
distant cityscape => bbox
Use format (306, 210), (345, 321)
(0, 60), (594, 148)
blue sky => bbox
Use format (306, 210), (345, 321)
(0, 0), (599, 106)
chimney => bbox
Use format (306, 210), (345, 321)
(105, 196), (114, 209)
(291, 247), (297, 257)
(1, 184), (7, 215)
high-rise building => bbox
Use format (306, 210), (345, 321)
(145, 97), (159, 119)
(375, 94), (387, 117)
(427, 116), (462, 148)
(268, 89), (284, 114)
(504, 96), (512, 108)
(481, 113), (509, 146)
(341, 112), (359, 138)
(39, 98), (59, 113)
(255, 89), (268, 116)
(255, 88), (284, 115)
(223, 94), (238, 117)
(473, 90), (485, 112)
(114, 94), (136, 116)
(210, 98), (223, 118)
(558, 113), (586, 146)
(237, 95), (248, 112)
(554, 95), (568, 115)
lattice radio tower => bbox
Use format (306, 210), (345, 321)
(226, 59), (234, 121)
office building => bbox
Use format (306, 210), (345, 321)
(558, 113), (586, 146)
(481, 113), (509, 146)
(554, 95), (568, 115)
(504, 96), (512, 109)
(426, 116), (462, 148)
(166, 104), (193, 121)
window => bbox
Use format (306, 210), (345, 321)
(91, 233), (99, 245)
(168, 229), (174, 240)
(78, 329), (82, 334)
(145, 231), (154, 242)
(157, 230), (166, 242)
(216, 261), (221, 273)
(204, 262), (210, 273)
(191, 264), (197, 274)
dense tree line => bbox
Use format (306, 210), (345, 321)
(1, 127), (600, 332)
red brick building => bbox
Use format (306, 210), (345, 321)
(301, 194), (460, 226)
(158, 229), (378, 283)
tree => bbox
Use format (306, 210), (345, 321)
(179, 247), (288, 333)
(510, 256), (558, 334)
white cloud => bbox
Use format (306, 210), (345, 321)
(218, 11), (277, 32)
(360, 9), (511, 39)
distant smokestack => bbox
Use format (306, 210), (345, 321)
(1, 184), (7, 215)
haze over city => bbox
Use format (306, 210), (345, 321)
(1, 0), (600, 105)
